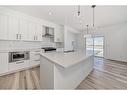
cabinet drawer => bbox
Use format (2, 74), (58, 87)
(30, 50), (41, 60)
(30, 53), (40, 60)
(30, 59), (40, 67)
(8, 60), (29, 71)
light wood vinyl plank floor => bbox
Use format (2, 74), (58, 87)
(0, 57), (127, 89)
(77, 57), (127, 89)
(0, 67), (40, 90)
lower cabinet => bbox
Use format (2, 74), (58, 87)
(30, 49), (41, 67)
(8, 60), (29, 72)
(0, 49), (41, 75)
(0, 53), (8, 74)
(30, 59), (40, 67)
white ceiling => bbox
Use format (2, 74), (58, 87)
(4, 5), (127, 31)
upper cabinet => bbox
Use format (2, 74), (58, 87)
(0, 10), (43, 41)
(20, 18), (30, 41)
(8, 15), (20, 40)
(0, 12), (20, 41)
(34, 23), (43, 41)
(54, 25), (64, 42)
(0, 13), (8, 40)
(19, 18), (42, 41)
(0, 8), (64, 42)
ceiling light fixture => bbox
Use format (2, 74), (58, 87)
(77, 5), (80, 16)
(91, 5), (96, 27)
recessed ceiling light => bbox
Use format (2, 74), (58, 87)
(49, 12), (52, 15)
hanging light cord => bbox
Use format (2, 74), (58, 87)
(93, 6), (94, 27)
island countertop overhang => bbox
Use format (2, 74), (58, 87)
(40, 51), (93, 69)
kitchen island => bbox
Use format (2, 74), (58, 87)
(40, 51), (94, 89)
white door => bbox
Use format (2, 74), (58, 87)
(0, 13), (8, 40)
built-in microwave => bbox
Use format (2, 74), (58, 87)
(9, 51), (29, 63)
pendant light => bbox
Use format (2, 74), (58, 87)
(77, 5), (80, 16)
(91, 5), (96, 33)
(84, 5), (96, 38)
(84, 25), (92, 38)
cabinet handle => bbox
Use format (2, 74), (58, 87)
(35, 59), (40, 62)
(35, 50), (40, 52)
(34, 36), (35, 40)
(36, 36), (38, 40)
(35, 53), (40, 55)
(16, 61), (24, 64)
(20, 34), (21, 40)
(16, 34), (18, 39)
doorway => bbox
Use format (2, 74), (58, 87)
(86, 36), (104, 57)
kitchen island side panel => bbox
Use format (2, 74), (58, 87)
(54, 56), (94, 89)
(40, 56), (54, 89)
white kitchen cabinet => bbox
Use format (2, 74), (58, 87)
(0, 12), (21, 41)
(19, 18), (41, 41)
(0, 53), (8, 74)
(0, 13), (8, 40)
(27, 20), (42, 41)
(30, 59), (40, 67)
(19, 18), (30, 41)
(8, 60), (29, 72)
(30, 49), (41, 66)
(8, 15), (20, 40)
(27, 21), (36, 41)
(35, 23), (43, 41)
(0, 12), (42, 41)
(8, 15), (31, 41)
(54, 25), (64, 42)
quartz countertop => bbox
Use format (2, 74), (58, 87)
(40, 51), (93, 68)
(0, 48), (41, 53)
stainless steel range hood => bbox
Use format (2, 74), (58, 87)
(42, 26), (54, 38)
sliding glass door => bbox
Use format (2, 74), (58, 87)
(86, 36), (104, 57)
(94, 37), (104, 57)
(86, 38), (94, 55)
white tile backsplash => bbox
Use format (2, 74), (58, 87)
(0, 40), (56, 51)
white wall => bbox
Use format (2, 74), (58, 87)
(87, 22), (127, 62)
(64, 26), (80, 51)
(76, 33), (86, 51)
(103, 23), (127, 62)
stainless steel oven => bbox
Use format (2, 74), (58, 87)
(9, 51), (29, 63)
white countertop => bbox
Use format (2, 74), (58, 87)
(0, 48), (41, 53)
(40, 51), (93, 68)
